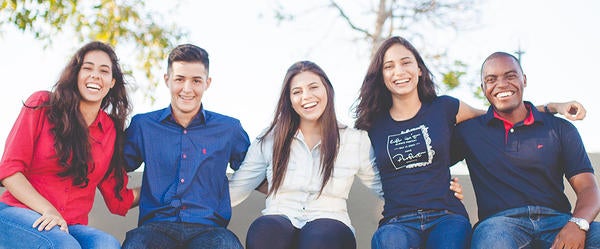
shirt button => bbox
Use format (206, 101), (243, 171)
(183, 129), (187, 134)
(510, 128), (514, 133)
(180, 178), (185, 183)
(182, 154), (187, 159)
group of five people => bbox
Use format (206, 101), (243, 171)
(0, 36), (598, 249)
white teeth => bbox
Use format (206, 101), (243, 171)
(303, 102), (317, 108)
(86, 83), (101, 90)
(394, 79), (409, 84)
(496, 91), (513, 98)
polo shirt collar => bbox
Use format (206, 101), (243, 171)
(483, 101), (545, 128)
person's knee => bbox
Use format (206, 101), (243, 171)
(371, 224), (415, 249)
(471, 218), (521, 249)
(299, 219), (355, 249)
(585, 222), (600, 248)
(83, 233), (120, 249)
(209, 228), (243, 249)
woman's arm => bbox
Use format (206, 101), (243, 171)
(456, 100), (587, 124)
(539, 101), (586, 121)
(229, 139), (269, 207)
(456, 100), (485, 124)
(1, 173), (68, 233)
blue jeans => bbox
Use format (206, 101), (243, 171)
(472, 206), (600, 249)
(0, 202), (120, 249)
(122, 221), (243, 249)
(371, 209), (471, 249)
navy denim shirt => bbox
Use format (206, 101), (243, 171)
(124, 106), (250, 227)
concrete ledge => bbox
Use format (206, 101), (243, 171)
(1, 153), (598, 249)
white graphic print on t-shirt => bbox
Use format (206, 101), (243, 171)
(386, 125), (435, 170)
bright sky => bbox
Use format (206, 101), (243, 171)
(1, 0), (598, 165)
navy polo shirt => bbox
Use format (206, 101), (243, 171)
(369, 95), (468, 223)
(454, 101), (593, 221)
(124, 106), (250, 227)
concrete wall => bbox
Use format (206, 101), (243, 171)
(1, 153), (598, 249)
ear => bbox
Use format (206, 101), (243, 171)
(110, 78), (116, 89)
(205, 77), (212, 90)
(523, 74), (527, 88)
(164, 73), (169, 87)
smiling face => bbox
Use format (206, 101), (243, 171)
(165, 61), (211, 117)
(382, 43), (422, 99)
(289, 71), (328, 125)
(77, 50), (115, 106)
(481, 55), (527, 115)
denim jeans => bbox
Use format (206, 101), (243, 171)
(122, 221), (243, 249)
(0, 202), (120, 249)
(371, 209), (472, 249)
(472, 206), (600, 249)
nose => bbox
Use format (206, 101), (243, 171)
(182, 80), (194, 92)
(301, 89), (313, 100)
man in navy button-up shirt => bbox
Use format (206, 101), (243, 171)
(454, 52), (600, 249)
(122, 44), (250, 249)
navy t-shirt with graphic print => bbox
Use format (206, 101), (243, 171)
(368, 95), (468, 223)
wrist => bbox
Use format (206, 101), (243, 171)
(569, 217), (590, 232)
(544, 103), (556, 114)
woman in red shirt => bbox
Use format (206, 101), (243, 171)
(0, 41), (139, 248)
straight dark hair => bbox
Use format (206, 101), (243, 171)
(261, 61), (340, 197)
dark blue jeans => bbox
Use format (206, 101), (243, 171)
(371, 209), (472, 249)
(472, 206), (600, 249)
(121, 221), (243, 249)
(246, 215), (356, 249)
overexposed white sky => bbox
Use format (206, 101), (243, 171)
(1, 0), (598, 163)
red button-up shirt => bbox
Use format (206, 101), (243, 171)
(0, 91), (133, 225)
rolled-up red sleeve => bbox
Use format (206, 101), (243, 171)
(98, 168), (134, 216)
(0, 91), (49, 184)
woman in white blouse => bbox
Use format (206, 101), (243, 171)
(229, 61), (460, 249)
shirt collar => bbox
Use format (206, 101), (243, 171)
(159, 104), (207, 125)
(91, 110), (111, 133)
(484, 101), (544, 127)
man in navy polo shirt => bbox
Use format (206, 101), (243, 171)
(121, 44), (250, 249)
(454, 52), (600, 248)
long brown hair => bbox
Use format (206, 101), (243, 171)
(353, 36), (437, 130)
(43, 41), (130, 199)
(261, 61), (339, 196)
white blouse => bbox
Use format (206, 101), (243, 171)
(229, 124), (383, 233)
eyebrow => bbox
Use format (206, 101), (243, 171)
(291, 81), (319, 90)
(484, 70), (518, 79)
(174, 75), (204, 80)
(83, 61), (111, 69)
(384, 56), (412, 63)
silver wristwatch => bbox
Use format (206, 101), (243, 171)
(569, 217), (590, 232)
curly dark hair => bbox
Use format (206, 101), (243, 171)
(44, 41), (131, 199)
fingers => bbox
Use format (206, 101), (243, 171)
(32, 215), (68, 233)
(450, 177), (464, 200)
(565, 102), (586, 121)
